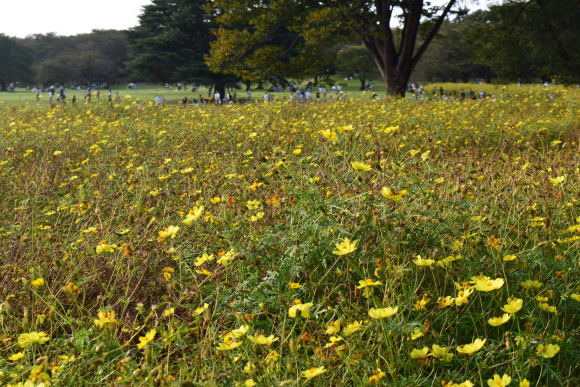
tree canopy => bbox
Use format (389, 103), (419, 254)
(466, 0), (580, 82)
(208, 0), (467, 96)
(128, 0), (237, 92)
(336, 45), (380, 90)
(22, 31), (129, 85)
(0, 34), (32, 91)
(1, 0), (578, 92)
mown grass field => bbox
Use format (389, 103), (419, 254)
(0, 86), (578, 386)
(0, 81), (562, 106)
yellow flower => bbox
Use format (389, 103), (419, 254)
(216, 339), (242, 351)
(487, 236), (501, 249)
(210, 197), (222, 204)
(572, 294), (580, 301)
(229, 324), (250, 339)
(136, 329), (156, 349)
(430, 344), (454, 361)
(488, 313), (511, 326)
(95, 241), (117, 253)
(503, 254), (518, 261)
(162, 266), (174, 281)
(264, 350), (280, 366)
(536, 343), (560, 358)
(194, 253), (214, 266)
(288, 282), (302, 289)
(288, 300), (314, 318)
(323, 336), (343, 348)
(414, 294), (431, 310)
(502, 297), (523, 314)
(413, 255), (435, 266)
(368, 367), (386, 384)
(248, 334), (278, 345)
(520, 279), (542, 289)
(249, 212), (264, 222)
(302, 366), (327, 379)
(325, 319), (342, 335)
(18, 331), (50, 348)
(240, 378), (256, 387)
(357, 278), (383, 298)
(456, 338), (486, 355)
(410, 327), (424, 340)
(487, 374), (512, 387)
(448, 381), (474, 387)
(194, 303), (209, 315)
(351, 161), (371, 171)
(8, 352), (25, 361)
(243, 361), (255, 374)
(157, 225), (179, 243)
(381, 187), (407, 202)
(163, 307), (175, 317)
(64, 281), (80, 295)
(217, 249), (237, 266)
(472, 276), (504, 291)
(538, 302), (557, 313)
(436, 254), (462, 267)
(332, 237), (358, 255)
(368, 306), (398, 319)
(519, 379), (530, 387)
(437, 296), (455, 308)
(410, 347), (429, 359)
(246, 200), (261, 210)
(342, 321), (364, 336)
(454, 288), (474, 306)
(357, 279), (383, 288)
(182, 206), (204, 225)
(94, 310), (120, 328)
(31, 278), (45, 287)
(196, 268), (213, 276)
(548, 176), (565, 186)
(292, 148), (302, 155)
(320, 129), (338, 143)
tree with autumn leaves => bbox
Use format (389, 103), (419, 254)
(207, 0), (465, 96)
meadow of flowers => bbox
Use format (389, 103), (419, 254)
(0, 87), (578, 386)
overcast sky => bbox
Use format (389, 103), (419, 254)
(0, 0), (498, 38)
(0, 0), (151, 38)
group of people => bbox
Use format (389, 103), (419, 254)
(35, 85), (117, 105)
(152, 85), (349, 107)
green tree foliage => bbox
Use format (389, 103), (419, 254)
(128, 0), (237, 93)
(336, 45), (380, 90)
(209, 0), (465, 96)
(206, 1), (342, 86)
(413, 17), (492, 83)
(0, 35), (32, 91)
(22, 31), (129, 85)
(466, 0), (580, 82)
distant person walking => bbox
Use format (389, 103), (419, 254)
(48, 86), (55, 104)
(59, 86), (66, 103)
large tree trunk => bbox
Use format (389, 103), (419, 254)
(385, 74), (410, 97)
(357, 0), (457, 97)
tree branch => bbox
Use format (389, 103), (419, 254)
(412, 0), (457, 67)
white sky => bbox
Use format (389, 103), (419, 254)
(0, 0), (152, 38)
(0, 0), (498, 38)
